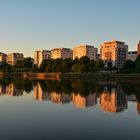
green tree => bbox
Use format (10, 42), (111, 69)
(40, 59), (48, 72)
(95, 59), (104, 69)
(79, 56), (90, 66)
(22, 57), (33, 68)
(78, 64), (88, 73)
(72, 64), (80, 73)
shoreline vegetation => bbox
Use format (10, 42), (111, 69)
(1, 55), (140, 81)
(1, 72), (140, 82)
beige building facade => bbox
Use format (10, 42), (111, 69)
(34, 50), (51, 67)
(51, 48), (73, 59)
(7, 53), (24, 66)
(137, 41), (140, 55)
(100, 41), (128, 68)
(73, 45), (98, 60)
(0, 52), (7, 63)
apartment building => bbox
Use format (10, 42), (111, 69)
(7, 53), (24, 66)
(100, 41), (128, 68)
(0, 52), (7, 63)
(51, 48), (73, 59)
(128, 51), (137, 61)
(137, 41), (140, 55)
(73, 45), (98, 60)
(34, 50), (51, 67)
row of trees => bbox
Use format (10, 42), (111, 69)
(1, 55), (140, 73)
(122, 55), (140, 73)
(39, 57), (104, 73)
(0, 56), (104, 73)
(0, 57), (34, 72)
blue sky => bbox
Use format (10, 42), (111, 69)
(0, 0), (140, 57)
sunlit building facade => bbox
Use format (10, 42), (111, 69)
(73, 45), (98, 60)
(34, 50), (51, 67)
(51, 48), (73, 59)
(137, 41), (140, 55)
(100, 41), (128, 68)
(0, 52), (7, 63)
(7, 53), (24, 66)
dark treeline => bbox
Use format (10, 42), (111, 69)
(0, 56), (104, 73)
(1, 55), (140, 73)
(122, 55), (140, 73)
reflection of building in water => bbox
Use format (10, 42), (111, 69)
(0, 85), (6, 95)
(100, 85), (127, 113)
(72, 93), (97, 108)
(6, 83), (23, 96)
(34, 83), (49, 101)
(137, 102), (140, 115)
(127, 95), (136, 102)
(50, 92), (71, 104)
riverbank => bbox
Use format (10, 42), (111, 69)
(1, 72), (140, 81)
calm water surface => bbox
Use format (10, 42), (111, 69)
(0, 79), (140, 140)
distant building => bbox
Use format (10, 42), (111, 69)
(128, 51), (137, 61)
(137, 41), (140, 55)
(100, 40), (128, 68)
(34, 50), (51, 67)
(0, 52), (7, 63)
(73, 45), (98, 60)
(51, 48), (73, 59)
(7, 53), (24, 66)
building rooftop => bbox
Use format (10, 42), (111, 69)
(104, 40), (125, 45)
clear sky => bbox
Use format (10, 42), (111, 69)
(0, 0), (140, 57)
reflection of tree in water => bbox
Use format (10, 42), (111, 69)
(120, 82), (140, 102)
(1, 78), (140, 101)
(13, 79), (33, 93)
